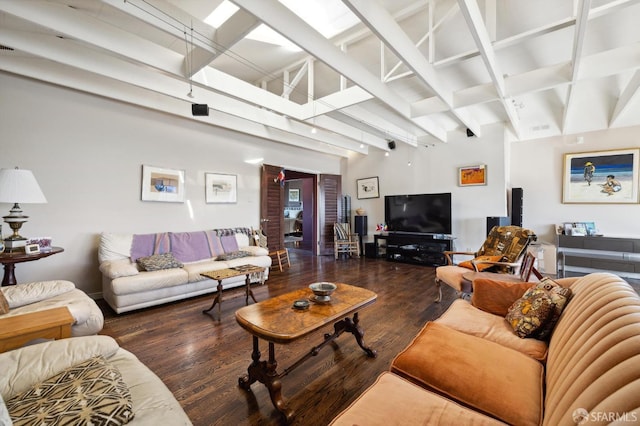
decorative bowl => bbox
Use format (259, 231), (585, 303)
(309, 282), (337, 302)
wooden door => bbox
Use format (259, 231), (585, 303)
(318, 174), (341, 256)
(260, 165), (285, 251)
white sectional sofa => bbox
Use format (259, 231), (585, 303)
(0, 335), (192, 425)
(99, 228), (272, 313)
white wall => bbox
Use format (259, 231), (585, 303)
(0, 73), (341, 296)
(345, 123), (509, 252)
(510, 128), (640, 244)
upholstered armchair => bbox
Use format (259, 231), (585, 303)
(434, 226), (537, 302)
(334, 223), (360, 260)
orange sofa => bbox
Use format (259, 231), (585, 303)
(331, 273), (640, 425)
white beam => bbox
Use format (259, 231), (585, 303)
(610, 70), (640, 125)
(231, 0), (447, 142)
(282, 61), (308, 98)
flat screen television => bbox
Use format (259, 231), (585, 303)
(385, 193), (452, 235)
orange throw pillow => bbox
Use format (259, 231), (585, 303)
(459, 255), (503, 271)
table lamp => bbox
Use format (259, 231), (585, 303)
(0, 167), (47, 251)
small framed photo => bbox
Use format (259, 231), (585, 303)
(562, 148), (639, 204)
(25, 244), (40, 254)
(459, 165), (487, 186)
(141, 165), (185, 203)
(288, 188), (300, 202)
(205, 173), (237, 203)
(356, 176), (380, 199)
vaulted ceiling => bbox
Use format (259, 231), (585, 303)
(2, 0), (640, 158)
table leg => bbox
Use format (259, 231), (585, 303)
(244, 273), (257, 305)
(239, 338), (293, 422)
(202, 280), (224, 320)
(1, 263), (17, 286)
(348, 312), (377, 358)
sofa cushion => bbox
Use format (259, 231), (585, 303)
(471, 278), (536, 316)
(459, 255), (504, 271)
(136, 253), (183, 272)
(506, 286), (554, 338)
(530, 277), (572, 340)
(0, 290), (9, 314)
(216, 250), (251, 261)
(182, 260), (231, 282)
(391, 322), (544, 426)
(0, 394), (11, 426)
(111, 268), (188, 296)
(99, 233), (134, 263)
(6, 355), (134, 426)
(1, 280), (76, 309)
(99, 258), (140, 279)
(330, 372), (506, 426)
(436, 299), (548, 361)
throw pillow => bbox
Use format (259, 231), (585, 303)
(459, 255), (504, 271)
(0, 289), (9, 315)
(531, 277), (572, 340)
(6, 356), (134, 426)
(136, 252), (183, 271)
(216, 251), (251, 261)
(505, 286), (554, 338)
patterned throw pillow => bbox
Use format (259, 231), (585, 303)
(531, 277), (572, 340)
(136, 252), (183, 271)
(459, 255), (504, 271)
(7, 356), (134, 426)
(0, 289), (9, 314)
(216, 251), (251, 261)
(505, 287), (554, 338)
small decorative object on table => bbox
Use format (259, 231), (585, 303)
(309, 282), (337, 303)
(292, 299), (310, 310)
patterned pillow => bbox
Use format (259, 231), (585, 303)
(459, 255), (504, 271)
(7, 356), (134, 426)
(531, 277), (572, 340)
(0, 289), (9, 314)
(505, 287), (554, 338)
(136, 252), (183, 271)
(216, 250), (251, 261)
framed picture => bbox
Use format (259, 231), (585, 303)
(562, 148), (640, 204)
(288, 188), (300, 202)
(205, 173), (237, 203)
(459, 165), (487, 186)
(141, 165), (185, 203)
(356, 176), (380, 199)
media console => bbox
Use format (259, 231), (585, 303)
(382, 232), (454, 266)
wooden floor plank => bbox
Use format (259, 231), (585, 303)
(98, 249), (457, 425)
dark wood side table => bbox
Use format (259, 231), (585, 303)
(0, 247), (64, 286)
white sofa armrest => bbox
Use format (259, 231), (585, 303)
(1, 280), (75, 309)
(100, 259), (140, 279)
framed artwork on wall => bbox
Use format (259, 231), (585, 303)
(356, 176), (379, 199)
(205, 173), (237, 203)
(141, 165), (185, 202)
(459, 165), (487, 186)
(288, 188), (300, 202)
(562, 148), (640, 204)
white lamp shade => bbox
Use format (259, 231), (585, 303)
(0, 168), (47, 204)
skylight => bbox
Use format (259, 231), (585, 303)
(204, 0), (359, 50)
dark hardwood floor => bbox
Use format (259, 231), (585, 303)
(98, 250), (458, 426)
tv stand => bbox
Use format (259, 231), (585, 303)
(385, 233), (454, 266)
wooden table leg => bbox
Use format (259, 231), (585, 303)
(2, 263), (17, 286)
(202, 280), (224, 320)
(239, 338), (293, 422)
(346, 312), (377, 358)
(245, 273), (258, 305)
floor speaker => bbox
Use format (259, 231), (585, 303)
(355, 215), (367, 236)
(487, 216), (510, 236)
(511, 187), (523, 227)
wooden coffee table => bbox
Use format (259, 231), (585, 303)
(200, 265), (266, 320)
(235, 282), (377, 422)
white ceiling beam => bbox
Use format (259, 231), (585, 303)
(457, 0), (520, 138)
(0, 29), (367, 155)
(0, 57), (354, 158)
(343, 0), (480, 136)
(282, 60), (308, 98)
(562, 0), (591, 134)
(189, 9), (260, 75)
(300, 86), (372, 118)
(231, 0), (446, 143)
(610, 70), (640, 126)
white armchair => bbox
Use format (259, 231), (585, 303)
(0, 280), (103, 337)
